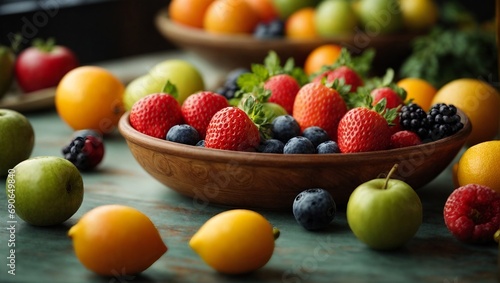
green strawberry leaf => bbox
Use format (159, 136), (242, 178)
(161, 80), (178, 99)
(241, 95), (272, 139)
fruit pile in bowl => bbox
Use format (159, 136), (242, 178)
(118, 48), (471, 210)
(155, 0), (438, 73)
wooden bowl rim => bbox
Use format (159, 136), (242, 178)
(118, 110), (471, 168)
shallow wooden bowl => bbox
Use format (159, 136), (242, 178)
(154, 9), (420, 74)
(119, 110), (471, 210)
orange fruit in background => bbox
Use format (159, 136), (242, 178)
(396, 77), (437, 111)
(55, 66), (125, 134)
(303, 44), (343, 75)
(169, 0), (214, 28)
(285, 7), (318, 39)
(245, 0), (278, 23)
(456, 140), (500, 194)
(431, 78), (500, 146)
(203, 0), (261, 34)
(68, 205), (167, 276)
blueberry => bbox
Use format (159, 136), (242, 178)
(283, 136), (316, 154)
(258, 139), (284, 153)
(72, 129), (103, 140)
(302, 126), (330, 148)
(272, 115), (301, 143)
(196, 140), (205, 147)
(317, 140), (340, 154)
(166, 124), (200, 145)
(253, 19), (285, 39)
(216, 68), (250, 100)
(293, 188), (336, 230)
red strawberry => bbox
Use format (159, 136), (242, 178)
(390, 130), (422, 149)
(264, 74), (301, 115)
(370, 86), (405, 109)
(181, 91), (229, 139)
(129, 93), (183, 139)
(204, 106), (261, 151)
(292, 82), (348, 141)
(444, 184), (500, 244)
(313, 66), (363, 92)
(337, 107), (392, 153)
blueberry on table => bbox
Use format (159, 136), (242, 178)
(258, 139), (284, 153)
(272, 115), (301, 144)
(166, 124), (200, 145)
(283, 136), (316, 154)
(293, 188), (336, 230)
(317, 140), (340, 154)
(302, 126), (330, 148)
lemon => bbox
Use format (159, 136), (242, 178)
(189, 209), (276, 274)
(456, 140), (500, 194)
(68, 205), (167, 276)
(431, 78), (500, 146)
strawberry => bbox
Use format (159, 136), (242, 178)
(292, 81), (349, 141)
(312, 66), (364, 92)
(129, 93), (183, 139)
(181, 91), (229, 139)
(389, 130), (422, 149)
(337, 99), (397, 153)
(205, 96), (266, 151)
(264, 74), (300, 114)
(370, 86), (405, 109)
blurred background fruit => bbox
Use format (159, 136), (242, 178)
(203, 0), (261, 34)
(431, 78), (500, 146)
(356, 0), (404, 34)
(55, 66), (125, 134)
(271, 0), (318, 20)
(314, 0), (358, 37)
(0, 45), (15, 99)
(168, 0), (214, 28)
(285, 7), (318, 39)
(246, 0), (279, 23)
(303, 44), (342, 75)
(399, 0), (439, 31)
(396, 77), (437, 111)
(456, 140), (500, 194)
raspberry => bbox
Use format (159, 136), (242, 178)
(390, 130), (422, 149)
(443, 184), (500, 244)
(62, 135), (104, 171)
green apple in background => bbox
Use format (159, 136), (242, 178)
(262, 102), (287, 121)
(0, 46), (15, 99)
(0, 109), (35, 177)
(123, 59), (205, 110)
(8, 156), (84, 226)
(315, 0), (358, 37)
(346, 164), (422, 250)
(271, 0), (318, 20)
(356, 0), (403, 34)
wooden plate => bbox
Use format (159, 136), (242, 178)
(0, 88), (56, 113)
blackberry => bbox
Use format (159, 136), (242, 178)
(426, 103), (463, 141)
(215, 68), (249, 100)
(62, 135), (104, 171)
(253, 19), (285, 39)
(399, 103), (430, 140)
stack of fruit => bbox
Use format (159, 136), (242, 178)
(167, 0), (439, 38)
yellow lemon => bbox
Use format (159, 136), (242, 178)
(431, 78), (500, 146)
(456, 140), (500, 194)
(189, 209), (276, 274)
(68, 205), (167, 276)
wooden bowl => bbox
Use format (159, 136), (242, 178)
(154, 9), (420, 75)
(118, 111), (471, 210)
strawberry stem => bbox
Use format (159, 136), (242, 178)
(383, 164), (399, 190)
(32, 37), (56, 52)
(273, 227), (280, 240)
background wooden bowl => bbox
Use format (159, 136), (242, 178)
(119, 111), (471, 210)
(155, 9), (420, 75)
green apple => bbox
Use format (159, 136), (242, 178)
(346, 164), (422, 250)
(123, 59), (205, 110)
(315, 0), (358, 37)
(262, 102), (288, 121)
(356, 0), (403, 35)
(0, 46), (15, 99)
(0, 109), (35, 177)
(7, 156), (84, 226)
(271, 0), (318, 20)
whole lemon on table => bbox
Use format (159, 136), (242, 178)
(431, 78), (500, 146)
(68, 205), (167, 276)
(456, 140), (500, 194)
(189, 209), (277, 274)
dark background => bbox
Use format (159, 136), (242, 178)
(0, 0), (496, 64)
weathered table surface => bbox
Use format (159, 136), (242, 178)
(0, 51), (499, 283)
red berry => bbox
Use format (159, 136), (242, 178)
(313, 66), (363, 92)
(129, 93), (183, 139)
(264, 74), (301, 115)
(370, 87), (404, 109)
(181, 91), (228, 139)
(444, 184), (500, 244)
(390, 130), (422, 149)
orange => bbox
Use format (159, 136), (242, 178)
(245, 0), (278, 23)
(68, 205), (167, 276)
(431, 78), (500, 146)
(285, 7), (318, 39)
(304, 44), (343, 75)
(456, 140), (500, 194)
(203, 0), (261, 34)
(55, 66), (125, 134)
(396, 77), (437, 111)
(189, 209), (276, 274)
(168, 0), (214, 28)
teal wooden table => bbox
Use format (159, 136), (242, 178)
(0, 52), (499, 283)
